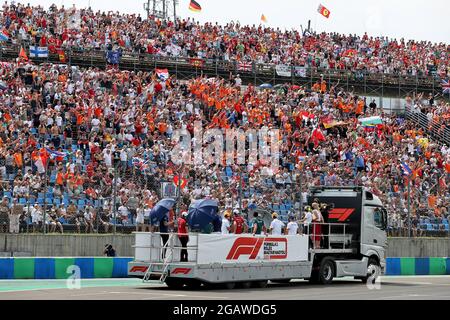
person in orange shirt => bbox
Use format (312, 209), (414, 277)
(356, 100), (364, 115)
(158, 122), (167, 134)
(320, 80), (327, 93)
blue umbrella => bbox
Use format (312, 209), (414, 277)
(259, 83), (273, 89)
(187, 199), (219, 232)
(150, 198), (176, 225)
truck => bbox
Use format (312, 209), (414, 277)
(128, 186), (388, 289)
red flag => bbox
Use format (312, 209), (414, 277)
(57, 49), (66, 63)
(173, 176), (188, 189)
(311, 128), (326, 146)
(317, 4), (331, 19)
(19, 46), (28, 61)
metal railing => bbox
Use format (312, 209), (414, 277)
(0, 42), (444, 95)
(404, 106), (450, 146)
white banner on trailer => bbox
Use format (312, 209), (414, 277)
(196, 234), (308, 264)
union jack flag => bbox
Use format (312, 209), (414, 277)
(237, 62), (253, 72)
(132, 157), (149, 172)
(442, 79), (450, 95)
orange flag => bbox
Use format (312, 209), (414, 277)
(317, 4), (331, 19)
(261, 14), (267, 23)
(19, 46), (28, 61)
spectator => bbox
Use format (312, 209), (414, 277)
(269, 212), (285, 236)
(103, 244), (116, 257)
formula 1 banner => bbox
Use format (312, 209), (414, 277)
(196, 234), (308, 264)
(275, 65), (292, 77)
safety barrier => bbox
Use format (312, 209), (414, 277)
(0, 257), (132, 279)
(385, 257), (450, 276)
(0, 257), (448, 279)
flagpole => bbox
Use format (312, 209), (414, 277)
(407, 177), (411, 238)
(43, 158), (49, 234)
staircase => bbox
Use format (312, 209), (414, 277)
(142, 234), (175, 283)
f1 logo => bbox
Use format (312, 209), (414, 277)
(129, 266), (149, 273)
(328, 208), (355, 222)
(171, 268), (191, 275)
(226, 238), (264, 260)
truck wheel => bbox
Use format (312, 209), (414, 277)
(318, 258), (335, 285)
(165, 278), (185, 290)
(361, 258), (380, 284)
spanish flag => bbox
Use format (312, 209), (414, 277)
(189, 0), (202, 12)
(317, 4), (331, 19)
(261, 14), (267, 23)
(57, 49), (66, 63)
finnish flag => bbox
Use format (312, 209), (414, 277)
(29, 46), (49, 58)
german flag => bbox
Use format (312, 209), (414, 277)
(189, 0), (202, 12)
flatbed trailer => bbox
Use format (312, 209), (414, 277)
(128, 187), (387, 289)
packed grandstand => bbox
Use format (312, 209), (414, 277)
(0, 2), (449, 237)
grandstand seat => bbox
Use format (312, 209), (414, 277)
(444, 225), (449, 231)
(77, 205), (85, 211)
(433, 224), (440, 231)
(38, 193), (45, 199)
(53, 198), (61, 205)
(426, 224), (433, 231)
(272, 204), (280, 210)
(442, 219), (449, 225)
(19, 198), (26, 204)
(78, 199), (85, 206)
(59, 217), (66, 224)
(3, 191), (12, 198)
(424, 218), (430, 224)
(29, 198), (36, 205)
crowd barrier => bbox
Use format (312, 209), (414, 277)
(0, 257), (132, 279)
(385, 257), (450, 276)
(0, 257), (448, 279)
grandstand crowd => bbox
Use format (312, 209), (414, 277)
(1, 2), (449, 77)
(0, 2), (449, 237)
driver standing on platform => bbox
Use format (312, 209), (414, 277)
(177, 212), (189, 262)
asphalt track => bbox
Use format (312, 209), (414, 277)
(0, 276), (449, 300)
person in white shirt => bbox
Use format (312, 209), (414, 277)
(285, 216), (299, 235)
(299, 206), (313, 235)
(136, 206), (145, 232)
(221, 211), (232, 234)
(118, 205), (130, 224)
(269, 213), (285, 235)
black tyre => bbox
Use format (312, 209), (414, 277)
(165, 278), (185, 290)
(318, 258), (335, 285)
(361, 258), (380, 284)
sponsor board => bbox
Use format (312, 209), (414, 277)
(197, 234), (308, 264)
